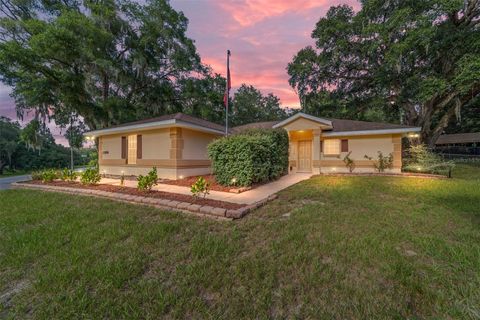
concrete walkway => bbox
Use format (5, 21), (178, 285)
(100, 173), (312, 205)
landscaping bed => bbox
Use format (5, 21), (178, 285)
(160, 174), (266, 193)
(25, 180), (245, 210)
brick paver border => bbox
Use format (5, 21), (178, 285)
(12, 182), (278, 220)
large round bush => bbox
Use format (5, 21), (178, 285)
(208, 129), (288, 187)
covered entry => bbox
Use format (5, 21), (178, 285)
(273, 113), (333, 174)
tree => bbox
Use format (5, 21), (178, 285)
(231, 84), (288, 126)
(445, 97), (480, 134)
(288, 1), (480, 146)
(20, 119), (43, 154)
(0, 0), (215, 130)
(0, 117), (20, 174)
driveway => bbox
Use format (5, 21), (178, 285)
(0, 175), (31, 190)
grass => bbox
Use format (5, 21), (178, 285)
(0, 164), (479, 319)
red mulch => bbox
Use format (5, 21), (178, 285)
(160, 175), (233, 192)
(160, 174), (269, 193)
(25, 180), (245, 210)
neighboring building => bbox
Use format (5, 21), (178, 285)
(86, 112), (421, 179)
(434, 132), (480, 156)
(435, 132), (480, 146)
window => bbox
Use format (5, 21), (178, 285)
(127, 134), (137, 164)
(323, 139), (340, 155)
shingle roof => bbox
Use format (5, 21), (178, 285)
(435, 132), (480, 145)
(232, 117), (417, 133)
(231, 121), (280, 133)
(93, 113), (225, 133)
(327, 118), (417, 133)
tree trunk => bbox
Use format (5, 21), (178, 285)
(70, 146), (74, 170)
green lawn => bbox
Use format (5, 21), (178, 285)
(1, 165), (479, 319)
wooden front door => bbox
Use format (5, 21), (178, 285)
(298, 140), (312, 172)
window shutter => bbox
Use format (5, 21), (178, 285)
(137, 135), (142, 159)
(320, 140), (324, 152)
(341, 139), (349, 152)
(121, 136), (127, 159)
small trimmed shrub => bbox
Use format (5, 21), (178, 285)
(343, 151), (355, 173)
(191, 176), (210, 199)
(137, 167), (158, 191)
(208, 128), (289, 187)
(60, 168), (77, 181)
(403, 144), (455, 177)
(40, 169), (58, 183)
(80, 168), (101, 185)
(364, 151), (394, 172)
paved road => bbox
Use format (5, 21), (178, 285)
(0, 175), (31, 190)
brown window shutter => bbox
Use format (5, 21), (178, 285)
(121, 136), (127, 159)
(341, 139), (349, 152)
(320, 140), (324, 152)
(137, 135), (142, 159)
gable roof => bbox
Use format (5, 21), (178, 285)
(435, 132), (480, 145)
(232, 113), (420, 136)
(272, 112), (332, 129)
(86, 113), (225, 137)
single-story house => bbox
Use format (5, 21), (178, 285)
(86, 112), (421, 179)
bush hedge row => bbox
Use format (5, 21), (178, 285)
(208, 128), (289, 187)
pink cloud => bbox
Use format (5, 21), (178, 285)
(174, 0), (359, 109)
(218, 0), (332, 27)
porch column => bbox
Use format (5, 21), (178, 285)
(312, 129), (321, 174)
(287, 131), (297, 173)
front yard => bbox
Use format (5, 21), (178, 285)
(1, 164), (479, 318)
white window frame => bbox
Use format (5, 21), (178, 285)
(323, 139), (340, 155)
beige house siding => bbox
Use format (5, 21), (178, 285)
(98, 126), (220, 179)
(141, 129), (170, 160)
(100, 136), (122, 160)
(283, 117), (324, 131)
(182, 128), (216, 160)
(318, 134), (402, 173)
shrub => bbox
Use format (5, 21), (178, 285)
(31, 170), (43, 181)
(40, 169), (58, 183)
(343, 151), (355, 173)
(403, 144), (455, 177)
(80, 168), (101, 185)
(60, 168), (78, 181)
(137, 167), (158, 191)
(208, 128), (289, 187)
(364, 151), (394, 172)
(191, 176), (210, 199)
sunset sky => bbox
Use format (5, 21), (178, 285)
(0, 0), (358, 143)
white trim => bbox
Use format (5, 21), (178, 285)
(86, 119), (224, 137)
(322, 127), (421, 137)
(273, 112), (333, 129)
